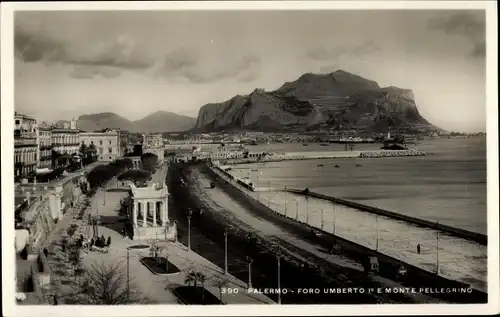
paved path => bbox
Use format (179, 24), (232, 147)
(192, 165), (442, 304)
(58, 168), (273, 305)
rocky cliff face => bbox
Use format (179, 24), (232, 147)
(195, 70), (436, 132)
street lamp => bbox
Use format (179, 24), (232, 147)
(224, 222), (228, 274)
(187, 208), (193, 251)
(276, 245), (282, 305)
(375, 215), (379, 251)
(246, 256), (253, 289)
(436, 221), (440, 275)
(321, 208), (324, 230)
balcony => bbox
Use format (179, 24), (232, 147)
(39, 144), (53, 150)
(14, 138), (37, 147)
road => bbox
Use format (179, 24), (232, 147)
(187, 165), (443, 304)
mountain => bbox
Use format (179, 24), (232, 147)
(133, 111), (197, 133)
(195, 70), (437, 133)
(77, 111), (196, 133)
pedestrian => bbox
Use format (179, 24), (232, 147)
(417, 244), (421, 254)
(90, 238), (94, 247)
(43, 248), (49, 258)
(52, 294), (58, 305)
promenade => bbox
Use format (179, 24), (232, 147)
(40, 165), (273, 305)
(211, 165), (487, 294)
(188, 165), (443, 304)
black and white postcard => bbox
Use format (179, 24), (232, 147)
(1, 1), (498, 316)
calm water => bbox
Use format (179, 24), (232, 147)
(234, 137), (487, 235)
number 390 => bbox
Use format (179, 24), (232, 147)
(221, 288), (239, 294)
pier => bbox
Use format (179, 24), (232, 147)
(285, 188), (487, 246)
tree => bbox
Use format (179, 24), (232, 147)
(77, 261), (138, 304)
(212, 277), (230, 304)
(117, 169), (151, 185)
(184, 270), (198, 287)
(141, 153), (158, 172)
(149, 240), (164, 265)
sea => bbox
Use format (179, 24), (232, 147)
(231, 136), (487, 235)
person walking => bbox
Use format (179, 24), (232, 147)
(417, 244), (421, 254)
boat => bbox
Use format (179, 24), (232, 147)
(356, 164), (362, 167)
(302, 143), (309, 146)
(334, 165), (340, 168)
(317, 164), (324, 167)
(320, 143), (329, 146)
(251, 169), (259, 172)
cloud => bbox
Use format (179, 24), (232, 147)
(427, 11), (486, 58)
(305, 40), (381, 61)
(155, 48), (262, 84)
(15, 26), (153, 74)
(70, 65), (123, 80)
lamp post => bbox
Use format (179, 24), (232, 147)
(375, 215), (379, 251)
(296, 200), (299, 221)
(224, 222), (228, 274)
(246, 256), (253, 289)
(187, 208), (192, 251)
(436, 221), (440, 275)
(127, 247), (130, 301)
(333, 203), (336, 236)
(276, 245), (282, 305)
(305, 197), (309, 224)
(321, 208), (324, 230)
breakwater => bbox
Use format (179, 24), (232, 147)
(204, 163), (487, 303)
(224, 150), (430, 165)
(286, 188), (487, 246)
(359, 150), (430, 158)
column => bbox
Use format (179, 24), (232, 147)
(162, 198), (168, 224)
(153, 201), (157, 227)
(133, 201), (138, 227)
(142, 201), (147, 227)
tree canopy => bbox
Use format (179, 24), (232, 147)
(141, 153), (158, 172)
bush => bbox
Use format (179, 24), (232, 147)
(117, 169), (151, 183)
(20, 245), (29, 260)
(141, 153), (158, 173)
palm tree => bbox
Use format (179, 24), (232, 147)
(212, 277), (229, 304)
(195, 272), (207, 301)
(184, 270), (197, 287)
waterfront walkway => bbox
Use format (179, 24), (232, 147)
(191, 166), (442, 304)
(212, 166), (487, 293)
(41, 166), (273, 304)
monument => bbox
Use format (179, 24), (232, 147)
(127, 180), (177, 241)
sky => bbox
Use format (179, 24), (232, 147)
(14, 9), (487, 132)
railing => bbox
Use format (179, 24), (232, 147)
(15, 139), (37, 146)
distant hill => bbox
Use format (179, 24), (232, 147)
(195, 70), (438, 133)
(77, 111), (196, 133)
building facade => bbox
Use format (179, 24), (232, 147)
(80, 129), (121, 162)
(142, 133), (164, 164)
(14, 112), (39, 178)
(38, 124), (53, 169)
(51, 119), (80, 156)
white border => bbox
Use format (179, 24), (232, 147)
(1, 1), (498, 316)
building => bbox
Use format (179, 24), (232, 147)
(120, 130), (130, 155)
(38, 123), (53, 169)
(14, 112), (39, 178)
(142, 133), (163, 148)
(51, 119), (80, 156)
(80, 129), (121, 162)
(142, 133), (164, 164)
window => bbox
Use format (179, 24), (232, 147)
(109, 156), (112, 160)
(109, 140), (112, 145)
(91, 141), (94, 145)
(15, 120), (20, 124)
(100, 140), (103, 145)
(99, 148), (103, 154)
(108, 147), (112, 154)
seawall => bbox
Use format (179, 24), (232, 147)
(204, 162), (487, 303)
(224, 150), (430, 165)
(286, 189), (487, 246)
